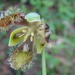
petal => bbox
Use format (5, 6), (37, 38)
(35, 20), (51, 54)
(14, 16), (30, 26)
(7, 36), (34, 70)
(25, 12), (41, 22)
(0, 17), (11, 27)
(45, 24), (51, 42)
(34, 34), (47, 54)
(8, 50), (33, 70)
(0, 11), (22, 27)
(0, 9), (28, 29)
(9, 27), (28, 46)
(0, 10), (12, 28)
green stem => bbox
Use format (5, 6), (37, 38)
(42, 49), (47, 75)
(16, 69), (22, 75)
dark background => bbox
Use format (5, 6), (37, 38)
(0, 0), (75, 75)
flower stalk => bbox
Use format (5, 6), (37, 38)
(42, 49), (47, 75)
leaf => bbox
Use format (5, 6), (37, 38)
(9, 27), (28, 46)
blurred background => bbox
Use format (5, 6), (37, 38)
(0, 0), (75, 75)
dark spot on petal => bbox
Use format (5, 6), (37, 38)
(41, 43), (44, 46)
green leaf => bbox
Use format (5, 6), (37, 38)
(9, 27), (27, 46)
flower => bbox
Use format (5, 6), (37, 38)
(0, 9), (51, 71)
(9, 12), (51, 53)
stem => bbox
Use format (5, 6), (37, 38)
(42, 49), (47, 75)
(16, 69), (22, 75)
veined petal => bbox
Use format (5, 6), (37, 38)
(9, 27), (28, 46)
(7, 36), (34, 70)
